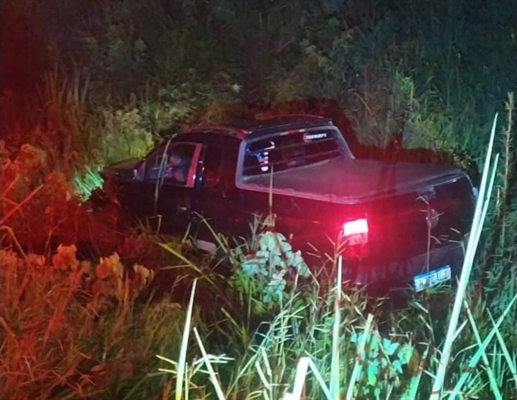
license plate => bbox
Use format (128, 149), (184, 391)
(414, 265), (451, 292)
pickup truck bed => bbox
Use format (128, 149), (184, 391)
(240, 157), (464, 203)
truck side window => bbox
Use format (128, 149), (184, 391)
(144, 147), (168, 181)
(201, 144), (224, 187)
(145, 143), (198, 186)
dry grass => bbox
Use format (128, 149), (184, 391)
(0, 243), (186, 400)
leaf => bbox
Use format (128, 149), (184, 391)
(385, 340), (400, 356)
(90, 363), (107, 372)
(369, 334), (380, 355)
(367, 361), (379, 386)
(393, 360), (403, 374)
(401, 345), (415, 364)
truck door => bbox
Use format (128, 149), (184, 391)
(138, 141), (202, 236)
(191, 134), (244, 253)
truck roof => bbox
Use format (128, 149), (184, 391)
(184, 115), (334, 140)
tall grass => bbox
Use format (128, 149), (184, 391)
(0, 243), (193, 400)
(430, 114), (500, 398)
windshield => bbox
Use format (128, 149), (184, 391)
(242, 128), (351, 177)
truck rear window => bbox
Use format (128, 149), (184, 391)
(242, 129), (345, 176)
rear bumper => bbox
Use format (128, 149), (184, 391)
(352, 239), (467, 292)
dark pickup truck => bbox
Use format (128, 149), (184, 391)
(101, 115), (476, 292)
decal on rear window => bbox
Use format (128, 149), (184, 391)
(303, 132), (328, 142)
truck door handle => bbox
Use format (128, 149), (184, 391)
(177, 205), (189, 213)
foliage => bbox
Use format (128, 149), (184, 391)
(228, 230), (310, 314)
(154, 258), (427, 399)
(99, 106), (154, 163)
(1, 142), (79, 249)
(0, 243), (184, 400)
(478, 93), (517, 317)
(1, 0), (517, 398)
(5, 0), (515, 197)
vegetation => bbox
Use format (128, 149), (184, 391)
(1, 0), (516, 398)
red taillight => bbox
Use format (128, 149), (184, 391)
(343, 218), (369, 246)
(343, 219), (368, 236)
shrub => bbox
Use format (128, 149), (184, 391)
(0, 244), (188, 400)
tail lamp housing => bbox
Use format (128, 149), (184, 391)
(342, 218), (369, 257)
(343, 218), (369, 244)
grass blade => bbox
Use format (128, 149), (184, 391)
(345, 313), (374, 400)
(283, 357), (310, 400)
(463, 300), (502, 399)
(487, 310), (517, 393)
(430, 114), (499, 399)
(193, 327), (226, 400)
(175, 279), (197, 400)
(330, 256), (343, 399)
(450, 293), (517, 397)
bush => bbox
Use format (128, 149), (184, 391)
(0, 244), (192, 400)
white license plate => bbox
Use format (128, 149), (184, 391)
(414, 265), (451, 292)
